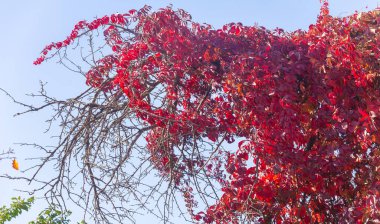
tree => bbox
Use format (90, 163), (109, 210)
(0, 197), (34, 224)
(0, 197), (74, 224)
(29, 206), (75, 224)
(9, 1), (380, 223)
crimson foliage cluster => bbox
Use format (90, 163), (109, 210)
(35, 2), (380, 223)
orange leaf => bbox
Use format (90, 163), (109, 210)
(372, 132), (380, 144)
(12, 159), (19, 170)
(237, 83), (243, 95)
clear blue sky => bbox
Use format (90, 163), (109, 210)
(0, 1), (378, 223)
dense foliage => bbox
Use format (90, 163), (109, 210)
(0, 197), (74, 224)
(0, 197), (34, 224)
(33, 1), (379, 223)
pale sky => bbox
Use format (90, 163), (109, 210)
(0, 1), (379, 223)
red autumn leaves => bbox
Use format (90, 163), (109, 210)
(35, 2), (380, 223)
